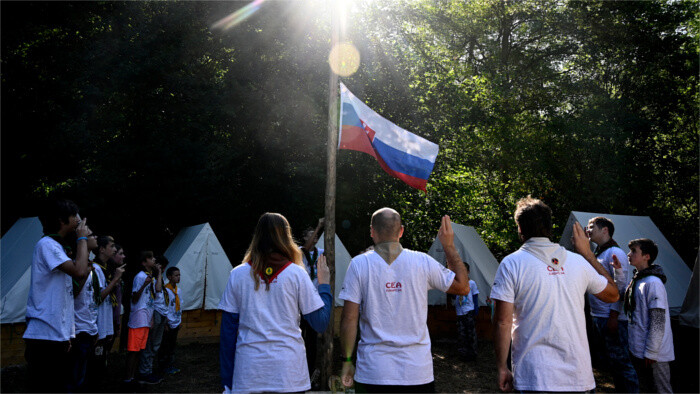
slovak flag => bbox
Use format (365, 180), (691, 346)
(338, 83), (439, 192)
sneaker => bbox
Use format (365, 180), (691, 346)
(137, 373), (163, 385)
(165, 366), (180, 375)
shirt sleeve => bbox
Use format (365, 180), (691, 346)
(645, 279), (669, 310)
(298, 269), (324, 315)
(339, 258), (362, 304)
(471, 280), (479, 295)
(584, 262), (609, 295)
(218, 269), (239, 314)
(490, 258), (515, 303)
(610, 249), (629, 313)
(132, 272), (145, 293)
(425, 254), (456, 292)
(42, 239), (70, 271)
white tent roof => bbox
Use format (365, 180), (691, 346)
(164, 223), (232, 311)
(315, 233), (352, 306)
(1, 217), (43, 324)
(427, 223), (499, 306)
(679, 255), (699, 328)
(559, 211), (691, 316)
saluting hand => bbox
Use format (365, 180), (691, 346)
(611, 254), (622, 270)
(316, 255), (330, 285)
(438, 215), (455, 248)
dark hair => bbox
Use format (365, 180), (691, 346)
(114, 243), (123, 252)
(157, 255), (170, 269)
(590, 216), (615, 238)
(166, 266), (180, 277)
(628, 238), (659, 264)
(140, 250), (154, 263)
(514, 196), (552, 240)
(371, 208), (402, 241)
(39, 199), (79, 234)
(97, 235), (114, 252)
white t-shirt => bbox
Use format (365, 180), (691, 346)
(154, 287), (168, 316)
(588, 246), (630, 321)
(628, 275), (675, 362)
(24, 236), (75, 341)
(74, 270), (99, 336)
(338, 249), (456, 385)
(490, 249), (608, 392)
(455, 280), (479, 316)
(93, 264), (114, 339)
(128, 271), (155, 329)
(165, 287), (182, 329)
(218, 262), (324, 393)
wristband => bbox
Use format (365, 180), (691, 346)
(77, 237), (88, 242)
(342, 356), (352, 362)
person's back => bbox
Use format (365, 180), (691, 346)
(491, 197), (620, 392)
(493, 244), (607, 390)
(344, 249), (452, 384)
(339, 209), (469, 392)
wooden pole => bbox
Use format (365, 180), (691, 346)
(321, 2), (340, 389)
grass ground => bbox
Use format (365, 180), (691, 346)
(1, 336), (618, 393)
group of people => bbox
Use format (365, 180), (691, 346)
(23, 197), (675, 393)
(491, 198), (674, 393)
(23, 200), (183, 392)
(219, 197), (674, 394)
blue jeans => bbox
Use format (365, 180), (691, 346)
(138, 311), (166, 375)
(592, 317), (639, 393)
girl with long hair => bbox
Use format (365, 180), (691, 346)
(219, 213), (332, 393)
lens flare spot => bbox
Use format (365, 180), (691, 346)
(212, 0), (265, 31)
(329, 42), (360, 77)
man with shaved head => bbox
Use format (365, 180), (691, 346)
(339, 208), (469, 393)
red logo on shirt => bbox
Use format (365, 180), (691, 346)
(385, 282), (402, 292)
(547, 266), (565, 275)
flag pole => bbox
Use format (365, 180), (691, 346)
(321, 1), (340, 389)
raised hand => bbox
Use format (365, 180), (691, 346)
(316, 255), (330, 285)
(438, 215), (455, 248)
(611, 254), (622, 270)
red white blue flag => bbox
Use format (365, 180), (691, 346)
(338, 83), (439, 192)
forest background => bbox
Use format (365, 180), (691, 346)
(2, 0), (697, 271)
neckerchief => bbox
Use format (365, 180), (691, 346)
(594, 239), (620, 257)
(302, 247), (318, 280)
(165, 283), (180, 312)
(624, 264), (667, 322)
(96, 258), (120, 308)
(160, 277), (169, 306)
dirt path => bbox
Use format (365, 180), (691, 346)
(1, 338), (615, 393)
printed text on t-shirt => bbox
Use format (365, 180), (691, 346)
(385, 282), (402, 292)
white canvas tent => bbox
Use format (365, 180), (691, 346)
(314, 233), (352, 306)
(679, 255), (699, 328)
(559, 211), (691, 316)
(1, 217), (43, 324)
(164, 223), (232, 311)
(427, 223), (499, 306)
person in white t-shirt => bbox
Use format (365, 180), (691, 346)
(623, 238), (674, 393)
(453, 263), (479, 362)
(158, 266), (182, 375)
(339, 209), (470, 393)
(124, 251), (159, 386)
(23, 199), (92, 393)
(219, 212), (332, 393)
(85, 235), (124, 391)
(138, 256), (169, 382)
(69, 234), (101, 391)
(491, 197), (622, 392)
(585, 217), (639, 392)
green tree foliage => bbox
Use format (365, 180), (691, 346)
(1, 1), (697, 265)
(353, 0), (698, 262)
